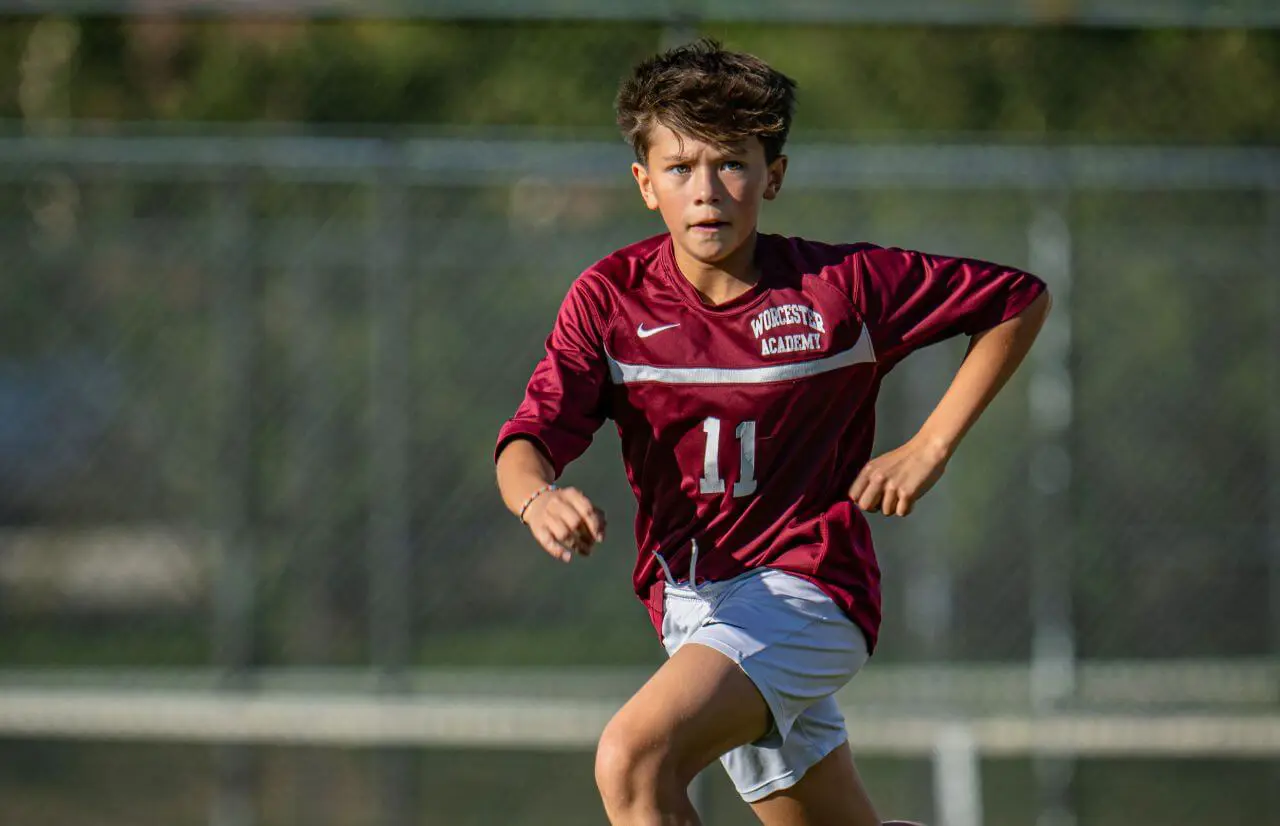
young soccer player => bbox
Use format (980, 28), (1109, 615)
(494, 39), (1050, 826)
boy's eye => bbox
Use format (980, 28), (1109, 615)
(669, 164), (690, 175)
(722, 160), (745, 171)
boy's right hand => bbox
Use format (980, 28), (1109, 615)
(522, 486), (607, 563)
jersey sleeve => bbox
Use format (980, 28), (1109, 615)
(852, 246), (1047, 368)
(494, 273), (613, 478)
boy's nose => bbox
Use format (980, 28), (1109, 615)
(694, 170), (720, 204)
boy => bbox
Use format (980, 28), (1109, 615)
(494, 39), (1049, 826)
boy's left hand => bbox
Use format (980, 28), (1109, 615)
(848, 436), (950, 517)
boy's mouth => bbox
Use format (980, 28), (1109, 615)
(691, 219), (729, 231)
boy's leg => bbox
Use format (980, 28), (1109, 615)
(594, 641), (772, 826)
(748, 741), (880, 826)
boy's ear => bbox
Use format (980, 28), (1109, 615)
(631, 162), (660, 211)
(763, 154), (788, 201)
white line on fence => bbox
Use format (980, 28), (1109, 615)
(1, 688), (1277, 756)
(0, 137), (1276, 190)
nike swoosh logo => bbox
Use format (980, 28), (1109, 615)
(637, 323), (680, 339)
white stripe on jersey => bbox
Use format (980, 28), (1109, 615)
(607, 324), (875, 385)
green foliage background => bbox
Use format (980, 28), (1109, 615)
(0, 20), (1274, 140)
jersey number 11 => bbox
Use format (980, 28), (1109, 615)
(699, 417), (757, 497)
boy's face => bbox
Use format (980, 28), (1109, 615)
(631, 124), (787, 272)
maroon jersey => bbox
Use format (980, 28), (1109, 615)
(496, 233), (1045, 651)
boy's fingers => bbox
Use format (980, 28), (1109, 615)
(856, 476), (884, 512)
(545, 506), (583, 542)
(570, 523), (596, 557)
(541, 512), (580, 553)
(534, 527), (573, 563)
(880, 487), (898, 517)
(549, 510), (598, 558)
(562, 489), (605, 540)
(528, 487), (604, 561)
(848, 471), (869, 504)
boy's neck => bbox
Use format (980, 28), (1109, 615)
(672, 231), (761, 307)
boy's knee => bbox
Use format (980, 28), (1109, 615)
(594, 718), (675, 811)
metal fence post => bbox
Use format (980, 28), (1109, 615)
(1266, 189), (1280, 820)
(287, 188), (341, 826)
(933, 724), (982, 826)
(210, 174), (259, 826)
(370, 146), (418, 826)
(1026, 193), (1077, 826)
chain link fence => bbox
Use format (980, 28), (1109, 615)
(1, 142), (1274, 667)
(0, 10), (1277, 826)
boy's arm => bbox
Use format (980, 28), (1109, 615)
(849, 289), (1051, 517)
(495, 272), (612, 560)
(496, 438), (605, 562)
(497, 436), (557, 513)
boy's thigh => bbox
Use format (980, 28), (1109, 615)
(678, 570), (869, 747)
(720, 695), (849, 803)
(600, 641), (772, 783)
(663, 570), (870, 802)
(748, 741), (880, 826)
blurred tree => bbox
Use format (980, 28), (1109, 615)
(0, 20), (1271, 141)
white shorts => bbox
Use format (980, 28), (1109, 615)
(660, 567), (870, 803)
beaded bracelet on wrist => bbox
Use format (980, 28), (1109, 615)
(518, 484), (558, 524)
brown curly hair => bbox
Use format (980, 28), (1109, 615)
(616, 39), (797, 165)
